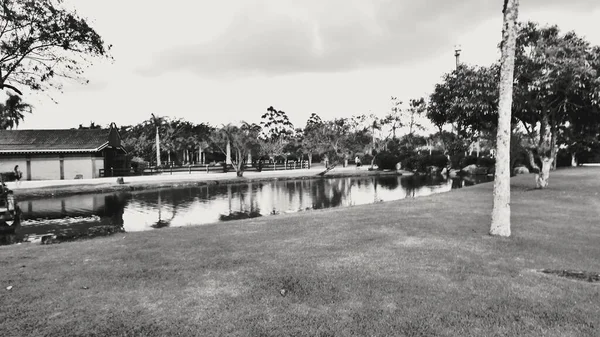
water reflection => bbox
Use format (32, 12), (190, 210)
(2, 175), (492, 245)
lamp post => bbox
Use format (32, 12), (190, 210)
(451, 45), (462, 135)
(454, 45), (462, 69)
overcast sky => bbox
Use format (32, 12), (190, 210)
(13, 0), (600, 131)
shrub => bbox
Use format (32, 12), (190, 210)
(428, 154), (449, 169)
(362, 153), (374, 166)
(375, 152), (401, 170)
(130, 157), (148, 174)
(400, 154), (420, 172)
(0, 172), (17, 182)
(459, 155), (479, 168)
(476, 156), (496, 168)
(399, 152), (449, 173)
(556, 149), (573, 167)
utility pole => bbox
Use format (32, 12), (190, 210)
(451, 45), (462, 135)
(454, 45), (462, 69)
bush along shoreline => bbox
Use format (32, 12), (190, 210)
(372, 149), (539, 178)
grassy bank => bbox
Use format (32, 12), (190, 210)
(1, 167), (599, 336)
(12, 168), (406, 199)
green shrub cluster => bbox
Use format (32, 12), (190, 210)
(0, 172), (18, 182)
(392, 151), (449, 172)
(375, 152), (401, 170)
(450, 154), (496, 169)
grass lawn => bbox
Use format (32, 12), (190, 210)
(1, 167), (599, 336)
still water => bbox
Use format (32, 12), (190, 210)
(2, 174), (492, 245)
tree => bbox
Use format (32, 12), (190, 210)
(0, 92), (30, 129)
(513, 22), (599, 188)
(0, 0), (111, 96)
(302, 113), (324, 168)
(119, 119), (214, 166)
(490, 0), (519, 237)
(120, 123), (154, 163)
(406, 98), (426, 136)
(211, 122), (261, 177)
(150, 114), (163, 167)
(383, 96), (403, 139)
(259, 106), (295, 163)
(315, 117), (371, 172)
(427, 64), (499, 141)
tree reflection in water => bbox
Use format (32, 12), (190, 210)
(4, 175), (493, 245)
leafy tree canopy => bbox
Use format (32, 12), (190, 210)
(0, 0), (111, 95)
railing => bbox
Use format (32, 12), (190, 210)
(99, 160), (311, 177)
(99, 168), (136, 177)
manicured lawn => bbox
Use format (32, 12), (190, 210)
(1, 167), (599, 336)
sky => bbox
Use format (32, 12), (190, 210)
(12, 0), (600, 132)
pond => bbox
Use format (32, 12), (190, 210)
(1, 174), (492, 245)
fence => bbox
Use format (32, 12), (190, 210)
(99, 160), (311, 177)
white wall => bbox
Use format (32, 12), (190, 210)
(30, 156), (61, 180)
(0, 159), (26, 177)
(64, 157), (93, 180)
(0, 154), (105, 180)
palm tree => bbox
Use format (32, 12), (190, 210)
(490, 0), (519, 237)
(0, 93), (32, 129)
(150, 114), (163, 167)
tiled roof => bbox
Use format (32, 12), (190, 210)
(0, 129), (111, 153)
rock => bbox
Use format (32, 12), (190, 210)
(461, 164), (478, 175)
(462, 164), (489, 175)
(116, 177), (125, 184)
(6, 286), (12, 290)
(513, 166), (529, 175)
(441, 167), (448, 175)
(449, 169), (459, 178)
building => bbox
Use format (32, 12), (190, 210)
(0, 123), (127, 180)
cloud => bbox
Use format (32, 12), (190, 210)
(137, 0), (599, 78)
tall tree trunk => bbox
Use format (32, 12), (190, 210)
(226, 141), (232, 164)
(233, 149), (244, 177)
(155, 126), (161, 167)
(490, 0), (519, 237)
(536, 156), (553, 188)
(550, 122), (558, 171)
(370, 154), (377, 170)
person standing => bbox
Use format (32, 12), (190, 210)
(14, 165), (22, 187)
(355, 156), (361, 169)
